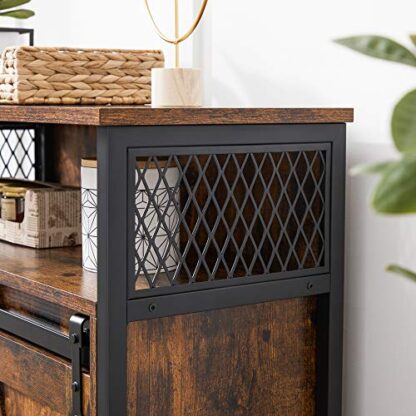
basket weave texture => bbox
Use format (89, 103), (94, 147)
(0, 46), (164, 105)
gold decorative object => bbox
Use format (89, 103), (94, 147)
(144, 0), (209, 107)
(144, 0), (208, 68)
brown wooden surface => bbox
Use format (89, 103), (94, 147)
(0, 106), (353, 126)
(0, 330), (90, 415)
(43, 125), (97, 186)
(127, 297), (317, 416)
(0, 386), (61, 416)
(0, 241), (96, 316)
(0, 286), (77, 335)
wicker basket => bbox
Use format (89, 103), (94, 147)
(0, 46), (164, 105)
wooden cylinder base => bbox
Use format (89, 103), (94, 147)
(151, 68), (203, 108)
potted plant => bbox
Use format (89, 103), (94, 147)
(0, 0), (34, 50)
(0, 0), (33, 18)
(335, 35), (416, 280)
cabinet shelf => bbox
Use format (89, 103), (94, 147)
(0, 241), (96, 316)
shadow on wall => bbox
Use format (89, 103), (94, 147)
(343, 142), (416, 416)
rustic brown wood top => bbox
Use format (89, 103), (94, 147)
(0, 106), (353, 126)
(0, 242), (96, 316)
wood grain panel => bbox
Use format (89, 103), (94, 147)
(0, 386), (61, 416)
(43, 125), (96, 186)
(0, 106), (100, 125)
(0, 286), (77, 335)
(0, 331), (90, 415)
(0, 106), (353, 126)
(0, 241), (96, 316)
(127, 297), (317, 416)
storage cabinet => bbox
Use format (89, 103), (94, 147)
(0, 106), (353, 416)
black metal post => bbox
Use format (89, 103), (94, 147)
(315, 124), (346, 416)
(97, 126), (128, 416)
(69, 315), (90, 416)
(327, 124), (346, 415)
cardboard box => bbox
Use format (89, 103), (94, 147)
(0, 184), (81, 248)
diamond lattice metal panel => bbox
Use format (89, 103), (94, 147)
(133, 149), (327, 291)
(0, 128), (36, 180)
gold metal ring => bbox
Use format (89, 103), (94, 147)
(144, 0), (209, 45)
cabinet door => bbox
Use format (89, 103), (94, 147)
(0, 330), (90, 416)
(127, 297), (317, 416)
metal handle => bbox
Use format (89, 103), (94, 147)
(0, 308), (70, 357)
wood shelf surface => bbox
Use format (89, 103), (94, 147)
(0, 241), (96, 316)
(0, 106), (354, 126)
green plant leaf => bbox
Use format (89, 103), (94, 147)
(350, 161), (397, 176)
(372, 157), (416, 213)
(0, 0), (30, 11)
(392, 89), (416, 153)
(410, 34), (416, 47)
(386, 264), (416, 282)
(0, 8), (34, 18)
(334, 35), (416, 67)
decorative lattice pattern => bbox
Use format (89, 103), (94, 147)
(81, 188), (98, 272)
(134, 151), (327, 290)
(0, 128), (35, 179)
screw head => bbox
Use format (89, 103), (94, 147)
(70, 333), (79, 344)
(307, 281), (314, 290)
(149, 303), (157, 312)
(72, 381), (79, 392)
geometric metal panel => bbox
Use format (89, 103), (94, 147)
(81, 188), (98, 271)
(134, 148), (327, 292)
(0, 128), (35, 179)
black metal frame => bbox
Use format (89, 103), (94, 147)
(69, 315), (90, 416)
(97, 123), (346, 416)
(0, 27), (34, 45)
(128, 273), (330, 321)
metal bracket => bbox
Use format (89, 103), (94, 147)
(0, 308), (70, 357)
(69, 314), (90, 416)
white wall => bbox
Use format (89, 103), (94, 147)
(2, 0), (196, 72)
(199, 0), (416, 145)
(345, 143), (416, 416)
(7, 1), (416, 414)
(11, 0), (416, 145)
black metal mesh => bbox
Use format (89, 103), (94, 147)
(0, 128), (36, 179)
(134, 150), (327, 291)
